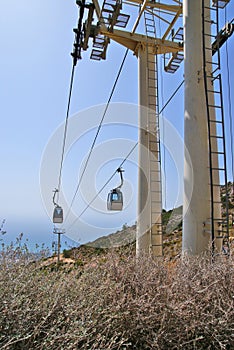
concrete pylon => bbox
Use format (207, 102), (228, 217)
(136, 45), (162, 257)
(183, 0), (222, 255)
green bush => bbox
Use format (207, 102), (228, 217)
(63, 248), (72, 259)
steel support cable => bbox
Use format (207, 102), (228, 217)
(159, 80), (184, 115)
(55, 1), (86, 203)
(63, 48), (129, 224)
(56, 64), (76, 202)
(65, 79), (184, 231)
(66, 142), (137, 232)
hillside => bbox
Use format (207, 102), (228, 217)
(45, 183), (234, 267)
(43, 208), (183, 269)
(85, 206), (183, 257)
(53, 185), (234, 265)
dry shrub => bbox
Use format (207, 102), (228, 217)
(0, 246), (233, 349)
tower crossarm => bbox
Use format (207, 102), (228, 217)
(92, 0), (102, 20)
(99, 27), (183, 55)
(131, 0), (148, 33)
(125, 0), (182, 14)
(87, 0), (183, 60)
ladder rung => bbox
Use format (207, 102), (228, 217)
(173, 57), (184, 64)
(204, 33), (217, 39)
(211, 151), (224, 155)
(208, 105), (222, 109)
(210, 75), (220, 81)
(150, 169), (161, 173)
(207, 87), (221, 92)
(145, 16), (154, 21)
(145, 19), (154, 23)
(146, 29), (155, 34)
(208, 104), (222, 108)
(211, 61), (220, 67)
(150, 150), (160, 155)
(204, 5), (217, 11)
(212, 67), (220, 75)
(212, 167), (225, 170)
(209, 120), (222, 124)
(207, 91), (221, 95)
(206, 72), (219, 78)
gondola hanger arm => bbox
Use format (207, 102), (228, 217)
(116, 167), (124, 189)
(53, 188), (59, 207)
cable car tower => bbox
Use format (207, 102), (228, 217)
(73, 0), (183, 257)
(72, 0), (233, 257)
(183, 0), (233, 256)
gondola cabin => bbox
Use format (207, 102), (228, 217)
(107, 188), (123, 211)
(53, 205), (63, 224)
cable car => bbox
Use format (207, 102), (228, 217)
(53, 205), (63, 224)
(52, 189), (63, 224)
(107, 167), (124, 211)
(107, 188), (123, 211)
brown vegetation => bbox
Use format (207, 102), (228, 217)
(0, 243), (233, 349)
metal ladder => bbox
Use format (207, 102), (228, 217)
(144, 9), (163, 257)
(202, 0), (230, 256)
(90, 0), (129, 60)
(164, 27), (184, 73)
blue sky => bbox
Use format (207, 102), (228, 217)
(0, 1), (233, 249)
